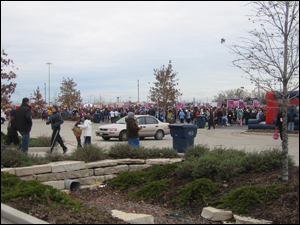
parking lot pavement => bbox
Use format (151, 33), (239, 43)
(1, 119), (299, 166)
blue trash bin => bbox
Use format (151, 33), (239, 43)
(94, 113), (101, 123)
(196, 115), (206, 128)
(168, 124), (198, 153)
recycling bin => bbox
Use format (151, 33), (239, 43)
(196, 115), (206, 128)
(168, 124), (198, 153)
(94, 113), (101, 123)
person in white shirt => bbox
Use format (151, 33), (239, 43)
(114, 110), (119, 122)
(110, 109), (115, 123)
(78, 115), (92, 145)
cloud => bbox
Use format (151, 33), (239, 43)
(1, 1), (257, 104)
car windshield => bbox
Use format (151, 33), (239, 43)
(116, 117), (126, 124)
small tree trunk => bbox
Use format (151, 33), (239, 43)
(281, 1), (290, 181)
(281, 91), (289, 181)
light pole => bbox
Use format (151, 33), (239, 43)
(46, 62), (52, 107)
(137, 79), (139, 103)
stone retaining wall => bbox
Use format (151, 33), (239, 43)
(1, 158), (183, 191)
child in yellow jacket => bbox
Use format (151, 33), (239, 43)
(72, 120), (82, 147)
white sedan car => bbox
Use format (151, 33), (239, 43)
(95, 115), (170, 141)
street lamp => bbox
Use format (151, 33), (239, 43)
(46, 62), (52, 107)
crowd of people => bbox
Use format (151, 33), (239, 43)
(2, 98), (298, 153)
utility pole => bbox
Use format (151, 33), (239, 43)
(46, 62), (52, 107)
(44, 83), (46, 106)
(137, 79), (139, 103)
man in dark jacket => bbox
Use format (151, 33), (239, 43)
(207, 108), (215, 130)
(125, 112), (142, 147)
(217, 109), (223, 126)
(148, 107), (155, 117)
(287, 108), (296, 130)
(15, 97), (32, 154)
(243, 108), (250, 125)
(46, 105), (68, 153)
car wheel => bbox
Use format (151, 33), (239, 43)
(154, 130), (164, 140)
(102, 137), (110, 141)
(1, 118), (4, 124)
(119, 130), (127, 141)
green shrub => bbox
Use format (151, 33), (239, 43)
(216, 158), (246, 180)
(27, 153), (49, 165)
(108, 170), (145, 189)
(69, 144), (107, 162)
(176, 147), (295, 181)
(108, 144), (178, 159)
(29, 135), (53, 147)
(126, 179), (169, 200)
(143, 147), (178, 158)
(214, 184), (280, 213)
(1, 132), (7, 146)
(185, 144), (210, 159)
(1, 146), (34, 167)
(1, 172), (84, 210)
(191, 154), (221, 180)
(108, 143), (148, 159)
(144, 164), (180, 182)
(108, 163), (180, 189)
(212, 147), (246, 159)
(175, 158), (197, 179)
(44, 150), (69, 162)
(241, 149), (295, 173)
(169, 178), (218, 208)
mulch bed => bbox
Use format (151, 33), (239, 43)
(2, 166), (298, 224)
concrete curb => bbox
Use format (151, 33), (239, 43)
(1, 203), (49, 224)
(241, 131), (299, 137)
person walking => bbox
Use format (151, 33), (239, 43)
(125, 112), (142, 147)
(179, 110), (185, 123)
(15, 97), (32, 154)
(72, 119), (82, 147)
(46, 105), (68, 153)
(287, 108), (296, 130)
(78, 115), (92, 145)
(2, 109), (21, 150)
(207, 108), (215, 130)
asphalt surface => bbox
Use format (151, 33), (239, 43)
(1, 118), (299, 166)
(1, 118), (299, 224)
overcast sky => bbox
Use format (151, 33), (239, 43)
(1, 1), (258, 105)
